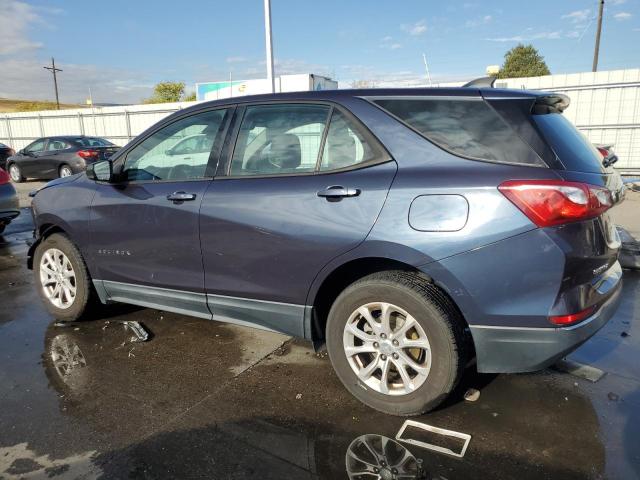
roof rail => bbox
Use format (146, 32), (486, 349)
(462, 76), (496, 88)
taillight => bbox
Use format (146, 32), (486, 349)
(8, 148), (15, 156)
(596, 146), (609, 158)
(0, 168), (9, 185)
(498, 180), (613, 227)
(549, 306), (595, 326)
(77, 149), (98, 159)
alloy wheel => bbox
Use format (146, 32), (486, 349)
(9, 164), (20, 181)
(343, 302), (432, 396)
(60, 166), (72, 177)
(346, 434), (418, 480)
(39, 248), (77, 309)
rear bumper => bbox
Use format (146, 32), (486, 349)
(470, 281), (623, 373)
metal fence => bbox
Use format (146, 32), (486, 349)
(0, 101), (194, 151)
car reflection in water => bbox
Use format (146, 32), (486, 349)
(346, 434), (425, 480)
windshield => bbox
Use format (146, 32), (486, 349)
(533, 113), (605, 174)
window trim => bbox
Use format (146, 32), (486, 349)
(111, 106), (234, 185)
(218, 100), (392, 180)
(365, 96), (546, 169)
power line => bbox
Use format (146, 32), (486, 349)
(43, 57), (63, 109)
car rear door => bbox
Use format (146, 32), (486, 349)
(200, 102), (397, 336)
(88, 107), (232, 317)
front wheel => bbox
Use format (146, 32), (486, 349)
(8, 163), (24, 182)
(326, 271), (466, 416)
(34, 233), (94, 321)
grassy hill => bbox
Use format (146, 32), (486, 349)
(0, 98), (88, 113)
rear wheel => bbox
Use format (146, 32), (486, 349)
(34, 233), (94, 321)
(8, 163), (24, 182)
(59, 164), (73, 178)
(326, 271), (466, 416)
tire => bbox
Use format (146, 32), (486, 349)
(8, 163), (24, 183)
(59, 164), (73, 178)
(34, 233), (95, 321)
(326, 271), (466, 416)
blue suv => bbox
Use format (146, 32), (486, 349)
(28, 88), (625, 415)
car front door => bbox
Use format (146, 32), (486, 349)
(200, 103), (397, 336)
(19, 138), (48, 177)
(88, 107), (232, 317)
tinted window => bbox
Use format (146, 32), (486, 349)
(74, 137), (113, 147)
(47, 139), (69, 151)
(533, 113), (605, 173)
(26, 139), (46, 153)
(374, 98), (542, 166)
(231, 104), (330, 176)
(124, 109), (229, 181)
(319, 110), (377, 171)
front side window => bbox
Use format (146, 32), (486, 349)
(26, 139), (46, 153)
(319, 110), (377, 171)
(374, 98), (542, 166)
(124, 109), (229, 181)
(230, 104), (330, 176)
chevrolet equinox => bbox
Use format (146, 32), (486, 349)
(28, 87), (625, 415)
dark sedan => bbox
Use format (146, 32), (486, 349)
(0, 143), (15, 170)
(7, 136), (119, 182)
(0, 167), (19, 234)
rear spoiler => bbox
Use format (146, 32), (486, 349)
(533, 94), (570, 114)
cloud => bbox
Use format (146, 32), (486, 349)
(401, 19), (427, 36)
(380, 36), (402, 50)
(225, 56), (247, 64)
(486, 30), (562, 42)
(465, 14), (493, 27)
(562, 9), (591, 24)
(0, 0), (49, 55)
(0, 58), (157, 104)
(610, 0), (627, 4)
(613, 12), (632, 20)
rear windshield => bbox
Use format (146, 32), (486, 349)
(532, 113), (605, 174)
(73, 137), (113, 147)
(373, 98), (543, 166)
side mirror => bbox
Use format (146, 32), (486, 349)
(87, 160), (113, 182)
(17, 149), (23, 155)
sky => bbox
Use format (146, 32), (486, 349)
(0, 0), (638, 104)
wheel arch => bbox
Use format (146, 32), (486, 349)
(27, 222), (70, 270)
(307, 253), (469, 348)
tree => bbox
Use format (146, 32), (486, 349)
(144, 81), (186, 103)
(183, 92), (196, 102)
(496, 44), (550, 79)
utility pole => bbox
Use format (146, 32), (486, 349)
(43, 57), (63, 109)
(592, 0), (605, 72)
(263, 0), (275, 93)
(422, 53), (433, 87)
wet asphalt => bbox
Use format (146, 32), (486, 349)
(0, 202), (639, 480)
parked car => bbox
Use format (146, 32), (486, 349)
(6, 136), (119, 182)
(27, 88), (625, 415)
(0, 143), (15, 171)
(0, 167), (19, 234)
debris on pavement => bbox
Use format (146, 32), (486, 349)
(616, 226), (640, 270)
(621, 332), (630, 338)
(553, 359), (606, 383)
(463, 388), (480, 402)
(608, 392), (620, 402)
(396, 419), (471, 458)
(295, 393), (302, 400)
(123, 321), (150, 343)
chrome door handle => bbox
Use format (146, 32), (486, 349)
(317, 185), (361, 199)
(167, 191), (196, 202)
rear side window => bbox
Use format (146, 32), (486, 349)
(532, 113), (604, 173)
(319, 110), (377, 171)
(374, 98), (543, 166)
